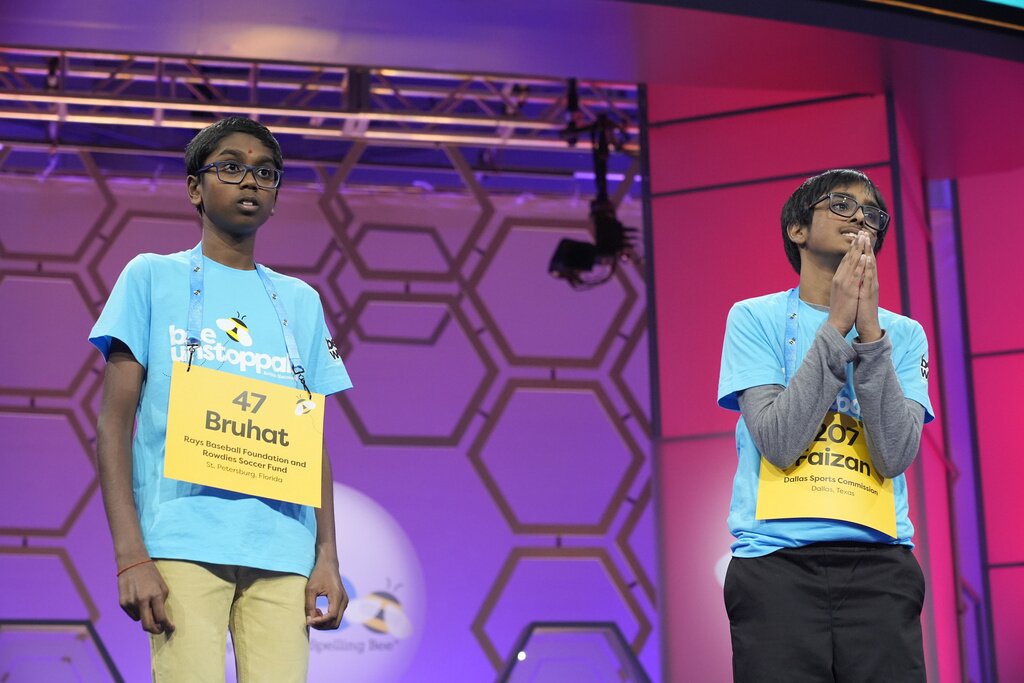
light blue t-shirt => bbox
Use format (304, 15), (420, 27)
(718, 290), (933, 558)
(90, 249), (352, 576)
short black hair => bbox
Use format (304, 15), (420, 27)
(184, 117), (283, 215)
(185, 116), (283, 177)
(780, 169), (889, 274)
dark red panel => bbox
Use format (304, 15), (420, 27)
(990, 567), (1024, 683)
(652, 180), (796, 438)
(648, 95), (889, 196)
(895, 104), (959, 682)
(892, 118), (938, 415)
(657, 436), (736, 683)
(958, 167), (1024, 355)
(646, 84), (847, 125)
(867, 166), (901, 315)
(972, 353), (1024, 564)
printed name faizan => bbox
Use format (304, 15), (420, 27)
(205, 410), (290, 446)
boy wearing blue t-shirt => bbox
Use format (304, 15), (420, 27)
(91, 117), (351, 682)
(718, 169), (933, 682)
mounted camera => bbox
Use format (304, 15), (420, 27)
(549, 90), (638, 290)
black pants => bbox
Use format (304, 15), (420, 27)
(724, 542), (926, 683)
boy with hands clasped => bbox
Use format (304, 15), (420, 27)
(91, 117), (352, 682)
(718, 170), (934, 682)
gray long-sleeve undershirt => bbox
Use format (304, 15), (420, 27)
(737, 322), (925, 479)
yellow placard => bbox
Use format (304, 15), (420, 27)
(165, 362), (325, 507)
(755, 411), (897, 537)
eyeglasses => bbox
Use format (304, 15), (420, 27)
(196, 161), (282, 189)
(808, 192), (890, 234)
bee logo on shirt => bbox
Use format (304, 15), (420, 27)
(217, 313), (253, 347)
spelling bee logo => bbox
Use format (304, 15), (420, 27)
(307, 483), (425, 683)
(345, 580), (413, 639)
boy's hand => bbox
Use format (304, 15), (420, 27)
(855, 232), (882, 342)
(118, 561), (174, 635)
(828, 230), (868, 336)
(305, 556), (348, 630)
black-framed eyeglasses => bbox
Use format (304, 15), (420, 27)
(808, 192), (890, 233)
(196, 161), (282, 189)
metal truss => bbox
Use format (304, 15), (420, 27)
(0, 46), (639, 154)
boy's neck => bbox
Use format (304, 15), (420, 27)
(201, 228), (257, 271)
(797, 257), (838, 307)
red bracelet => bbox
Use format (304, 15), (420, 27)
(117, 559), (153, 577)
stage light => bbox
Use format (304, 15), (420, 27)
(549, 237), (596, 280)
(549, 197), (636, 288)
(550, 107), (638, 290)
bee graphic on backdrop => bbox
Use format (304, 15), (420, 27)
(217, 313), (253, 347)
(345, 580), (412, 639)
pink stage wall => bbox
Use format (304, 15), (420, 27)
(958, 165), (1024, 683)
(646, 88), (960, 681)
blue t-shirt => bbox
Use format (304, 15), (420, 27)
(90, 249), (352, 576)
(718, 289), (933, 558)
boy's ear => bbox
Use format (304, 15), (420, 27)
(186, 175), (203, 210)
(787, 222), (807, 246)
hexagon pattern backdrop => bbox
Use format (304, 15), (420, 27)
(0, 145), (656, 681)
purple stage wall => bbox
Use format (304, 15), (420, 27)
(0, 154), (657, 681)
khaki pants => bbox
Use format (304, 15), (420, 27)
(150, 560), (309, 683)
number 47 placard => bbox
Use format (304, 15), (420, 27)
(164, 362), (325, 507)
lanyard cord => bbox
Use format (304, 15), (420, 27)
(783, 287), (800, 385)
(185, 243), (311, 398)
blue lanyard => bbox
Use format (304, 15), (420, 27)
(783, 287), (800, 385)
(185, 243), (310, 397)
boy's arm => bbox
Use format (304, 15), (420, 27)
(849, 241), (926, 478)
(305, 444), (348, 630)
(852, 335), (926, 478)
(738, 323), (856, 468)
(95, 339), (173, 634)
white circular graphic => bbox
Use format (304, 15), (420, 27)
(714, 552), (731, 588)
(308, 482), (426, 683)
(226, 483), (426, 682)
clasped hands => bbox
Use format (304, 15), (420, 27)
(827, 231), (882, 343)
